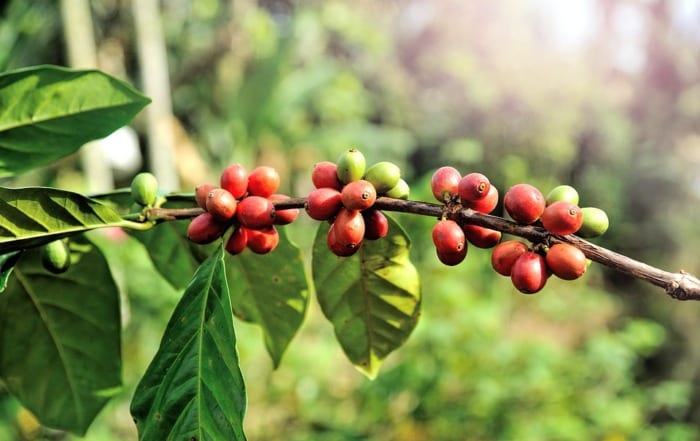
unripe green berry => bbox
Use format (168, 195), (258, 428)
(131, 172), (158, 206)
(336, 148), (366, 184)
(41, 240), (71, 274)
(546, 185), (579, 206)
(364, 161), (401, 194)
(385, 178), (410, 200)
(577, 207), (609, 238)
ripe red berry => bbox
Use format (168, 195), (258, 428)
(491, 240), (529, 276)
(195, 183), (216, 209)
(362, 208), (389, 240)
(458, 172), (491, 203)
(306, 188), (343, 221)
(225, 226), (248, 255)
(332, 208), (365, 250)
(510, 251), (548, 294)
(220, 163), (248, 199)
(546, 243), (587, 280)
(432, 219), (467, 266)
(436, 247), (468, 266)
(463, 224), (501, 249)
(327, 222), (358, 257)
(205, 188), (237, 221)
(341, 179), (377, 211)
(541, 201), (583, 236)
(236, 195), (275, 229)
(269, 194), (299, 225)
(503, 183), (545, 224)
(187, 212), (228, 244)
(312, 161), (342, 189)
(431, 166), (462, 203)
(246, 226), (280, 254)
(247, 166), (280, 198)
(464, 185), (499, 213)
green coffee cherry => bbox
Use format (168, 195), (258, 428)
(41, 240), (71, 274)
(364, 161), (401, 194)
(336, 148), (366, 184)
(130, 172), (159, 206)
(577, 207), (609, 238)
(384, 178), (410, 199)
(546, 185), (579, 206)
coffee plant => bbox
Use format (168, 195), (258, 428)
(1, 65), (699, 440)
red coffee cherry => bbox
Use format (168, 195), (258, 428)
(220, 163), (248, 199)
(464, 185), (499, 213)
(431, 166), (461, 203)
(269, 194), (299, 225)
(503, 183), (545, 224)
(510, 251), (548, 294)
(332, 208), (366, 250)
(247, 166), (280, 198)
(312, 161), (342, 190)
(236, 195), (275, 229)
(546, 243), (587, 280)
(195, 183), (216, 209)
(362, 208), (389, 240)
(205, 188), (237, 221)
(225, 226), (248, 255)
(306, 188), (343, 221)
(491, 240), (529, 276)
(327, 222), (358, 257)
(341, 179), (377, 211)
(187, 212), (228, 244)
(432, 219), (467, 266)
(463, 224), (501, 249)
(541, 201), (583, 236)
(458, 172), (491, 203)
(246, 226), (280, 254)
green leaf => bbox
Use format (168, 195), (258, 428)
(0, 186), (125, 254)
(0, 251), (21, 293)
(0, 236), (121, 435)
(227, 227), (309, 367)
(130, 245), (247, 441)
(312, 215), (421, 378)
(0, 65), (151, 177)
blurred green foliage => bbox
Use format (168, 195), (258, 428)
(2, 0), (700, 439)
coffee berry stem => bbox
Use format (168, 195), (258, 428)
(133, 195), (700, 301)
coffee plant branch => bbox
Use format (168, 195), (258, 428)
(142, 196), (700, 301)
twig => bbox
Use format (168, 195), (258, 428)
(141, 196), (700, 301)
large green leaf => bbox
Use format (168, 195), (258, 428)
(312, 215), (421, 378)
(0, 236), (121, 435)
(0, 186), (125, 254)
(227, 227), (309, 367)
(130, 245), (247, 441)
(0, 65), (151, 177)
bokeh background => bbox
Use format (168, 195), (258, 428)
(2, 0), (700, 439)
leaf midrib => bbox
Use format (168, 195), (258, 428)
(0, 100), (146, 133)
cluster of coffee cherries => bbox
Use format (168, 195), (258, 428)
(429, 166), (501, 266)
(305, 148), (409, 256)
(493, 183), (609, 293)
(429, 165), (610, 294)
(187, 164), (299, 255)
